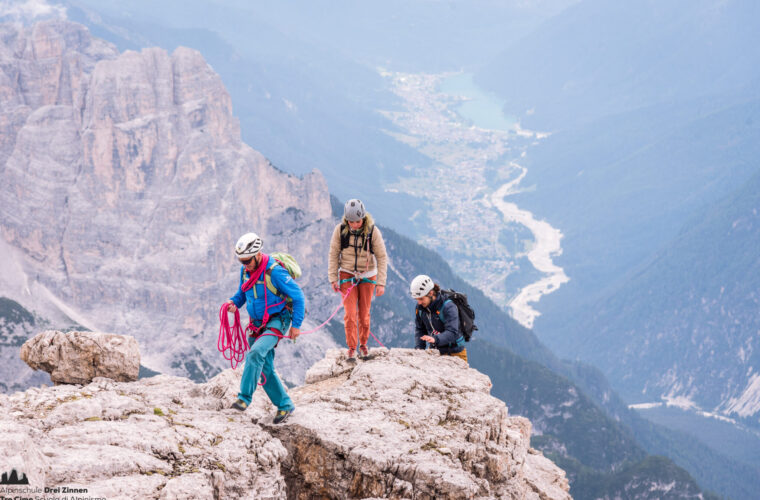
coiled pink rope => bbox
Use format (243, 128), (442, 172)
(218, 302), (249, 369)
(217, 280), (387, 371)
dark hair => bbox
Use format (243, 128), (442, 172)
(431, 283), (441, 296)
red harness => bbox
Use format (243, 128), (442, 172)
(240, 253), (287, 337)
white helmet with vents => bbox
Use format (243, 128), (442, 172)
(410, 274), (434, 299)
(235, 232), (263, 259)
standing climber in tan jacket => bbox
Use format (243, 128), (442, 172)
(328, 199), (388, 361)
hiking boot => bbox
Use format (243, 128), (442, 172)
(273, 408), (294, 424)
(347, 348), (357, 362)
(231, 399), (248, 411)
(359, 345), (369, 360)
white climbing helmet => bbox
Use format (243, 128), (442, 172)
(235, 232), (263, 259)
(410, 274), (434, 299)
(344, 198), (366, 222)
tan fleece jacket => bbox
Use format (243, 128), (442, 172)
(327, 213), (388, 286)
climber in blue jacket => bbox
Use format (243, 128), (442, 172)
(226, 232), (305, 423)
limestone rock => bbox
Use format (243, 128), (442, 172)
(2, 347), (570, 499)
(20, 330), (140, 384)
(1, 373), (288, 500)
(259, 348), (570, 499)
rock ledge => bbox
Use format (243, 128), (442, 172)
(2, 347), (569, 499)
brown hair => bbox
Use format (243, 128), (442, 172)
(431, 283), (441, 296)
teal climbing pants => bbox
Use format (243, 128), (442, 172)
(237, 311), (294, 411)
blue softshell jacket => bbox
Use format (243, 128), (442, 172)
(230, 261), (305, 329)
(414, 293), (464, 354)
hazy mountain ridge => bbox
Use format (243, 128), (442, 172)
(471, 2), (760, 494)
(475, 0), (760, 420)
(477, 0), (760, 129)
(577, 168), (760, 417)
(0, 297), (51, 392)
(562, 358), (760, 499)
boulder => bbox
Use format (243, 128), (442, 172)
(20, 330), (140, 384)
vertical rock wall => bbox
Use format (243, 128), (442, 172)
(0, 20), (334, 381)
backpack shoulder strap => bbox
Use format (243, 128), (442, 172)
(438, 298), (452, 320)
(340, 223), (349, 250)
(367, 225), (375, 254)
(263, 260), (286, 299)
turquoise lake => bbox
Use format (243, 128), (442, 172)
(439, 73), (517, 132)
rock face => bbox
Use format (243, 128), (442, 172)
(0, 374), (288, 500)
(0, 20), (335, 385)
(20, 330), (140, 384)
(0, 348), (570, 499)
(268, 348), (570, 499)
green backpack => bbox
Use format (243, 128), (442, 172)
(250, 252), (302, 302)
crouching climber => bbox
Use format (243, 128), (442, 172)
(410, 274), (468, 364)
(226, 232), (304, 424)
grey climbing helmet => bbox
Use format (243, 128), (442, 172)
(344, 199), (366, 222)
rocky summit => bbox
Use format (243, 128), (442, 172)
(1, 346), (569, 499)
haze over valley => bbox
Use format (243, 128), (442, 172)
(1, 1), (759, 498)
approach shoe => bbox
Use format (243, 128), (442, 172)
(231, 399), (248, 411)
(273, 408), (294, 424)
(359, 344), (369, 360)
(347, 348), (357, 362)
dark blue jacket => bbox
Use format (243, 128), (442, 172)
(414, 293), (464, 354)
(230, 260), (305, 329)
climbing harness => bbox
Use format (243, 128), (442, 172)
(217, 280), (363, 368)
(218, 254), (387, 375)
(338, 273), (377, 287)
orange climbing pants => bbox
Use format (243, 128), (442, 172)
(340, 271), (376, 350)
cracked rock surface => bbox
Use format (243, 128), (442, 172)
(1, 348), (569, 499)
(0, 372), (287, 499)
(246, 348), (569, 499)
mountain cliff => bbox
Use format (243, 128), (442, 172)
(0, 20), (334, 383)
